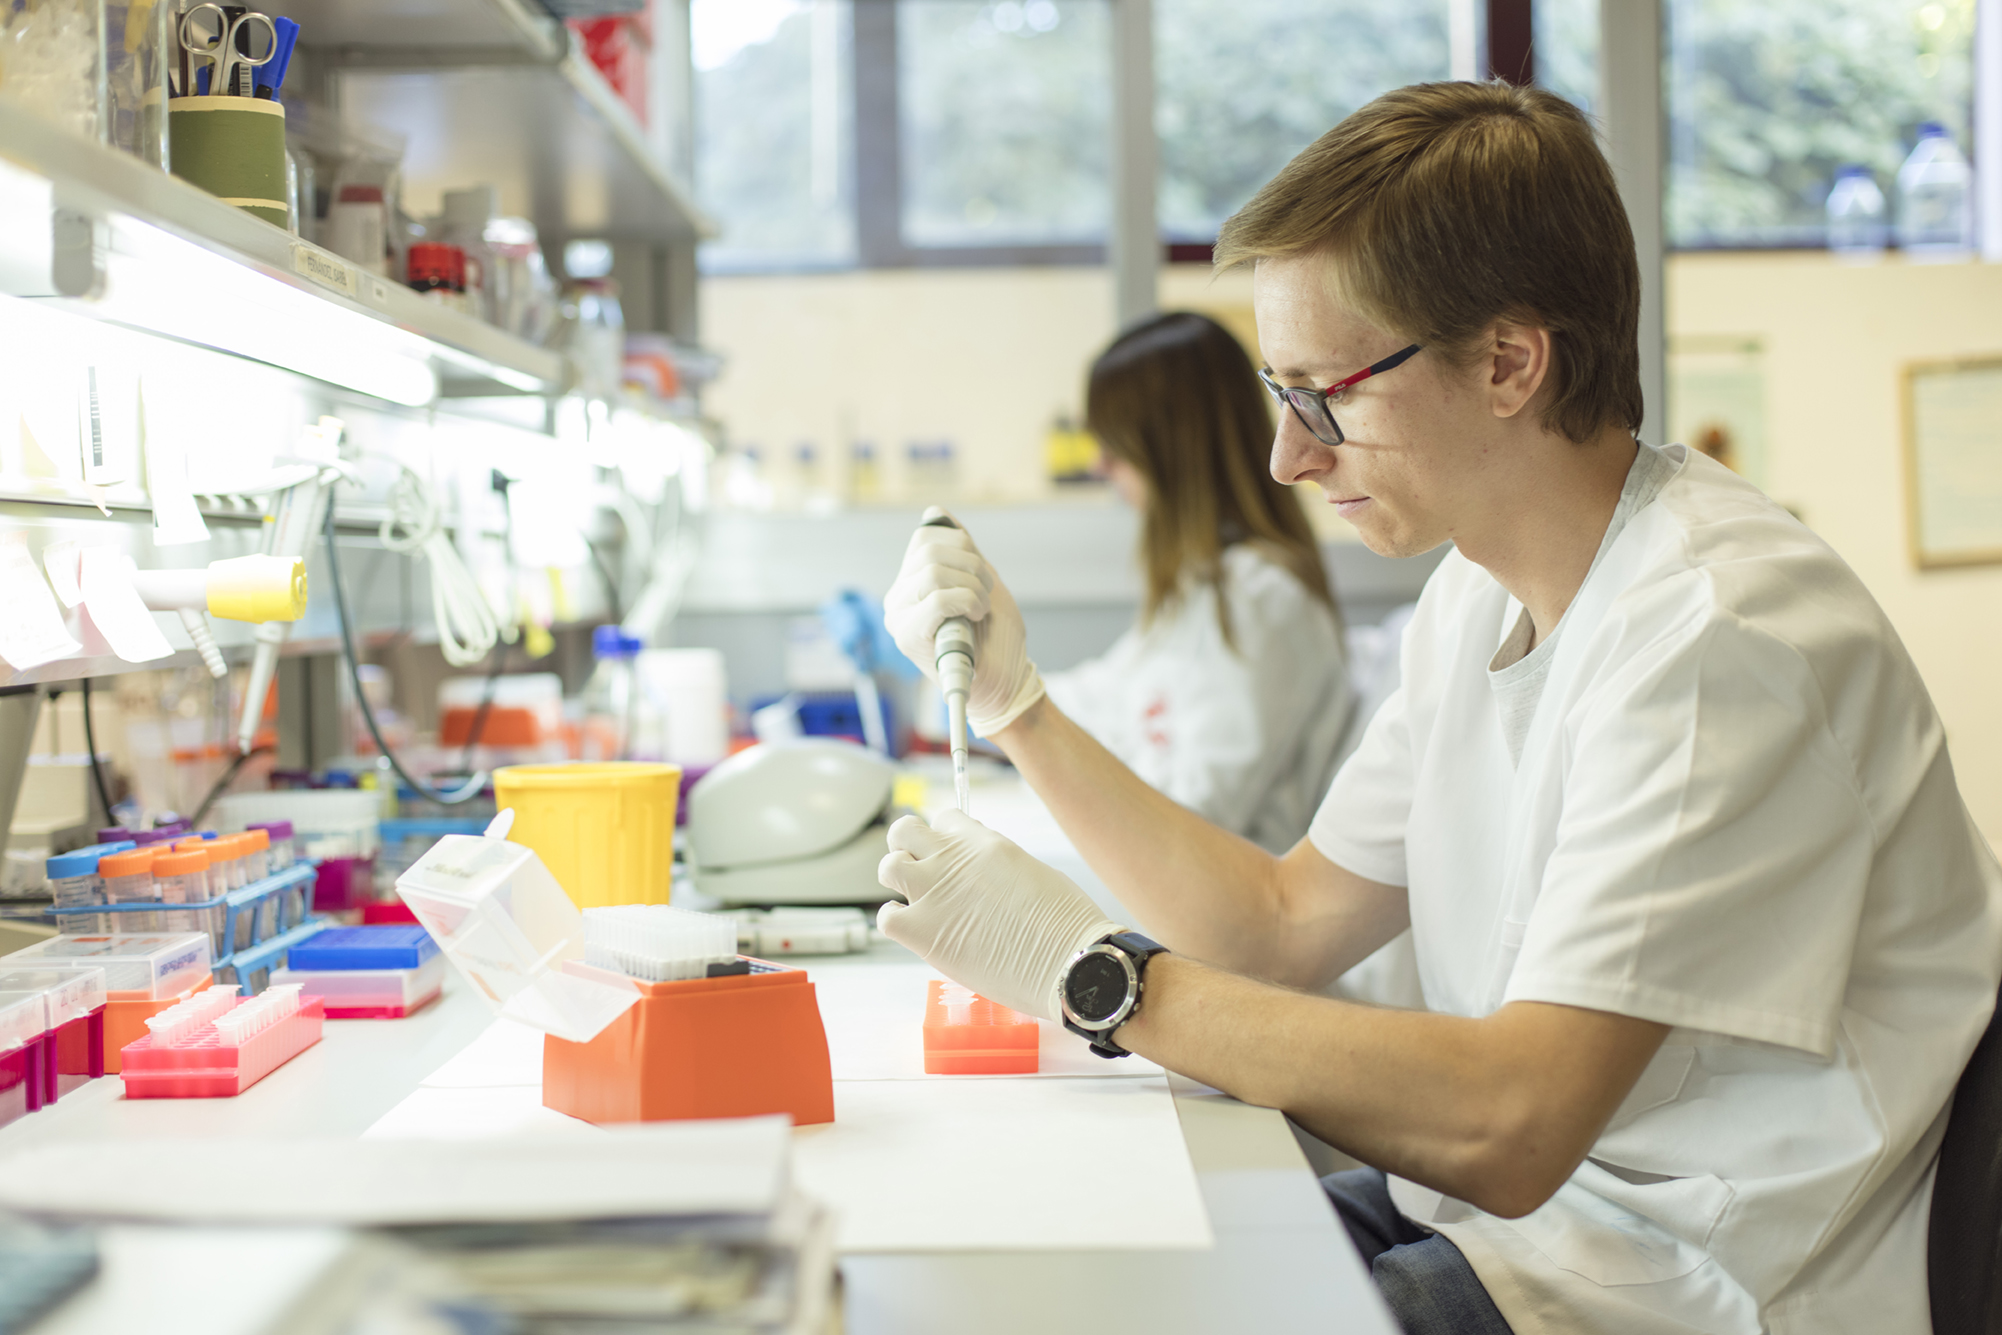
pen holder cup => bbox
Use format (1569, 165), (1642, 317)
(542, 964), (834, 1126)
(169, 95), (286, 226)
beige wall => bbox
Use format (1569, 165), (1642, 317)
(703, 253), (2002, 838)
(1670, 253), (2002, 843)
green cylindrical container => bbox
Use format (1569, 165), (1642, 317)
(169, 95), (287, 226)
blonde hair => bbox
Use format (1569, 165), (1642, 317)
(1085, 311), (1337, 649)
(1214, 81), (1642, 444)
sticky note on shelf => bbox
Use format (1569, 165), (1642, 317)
(0, 542), (82, 672)
(41, 540), (81, 608)
(79, 546), (172, 663)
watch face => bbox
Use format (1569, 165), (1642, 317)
(1065, 950), (1131, 1026)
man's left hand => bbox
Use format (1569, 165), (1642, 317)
(877, 809), (1122, 1022)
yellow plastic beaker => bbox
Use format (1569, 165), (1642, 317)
(492, 762), (681, 909)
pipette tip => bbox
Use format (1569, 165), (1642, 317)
(953, 754), (971, 814)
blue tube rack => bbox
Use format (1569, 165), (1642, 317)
(46, 863), (326, 993)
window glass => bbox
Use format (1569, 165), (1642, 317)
(693, 0), (855, 272)
(1533, 0), (1597, 114)
(1667, 0), (1973, 248)
(1154, 0), (1452, 242)
(1538, 0), (1975, 249)
(898, 0), (1113, 248)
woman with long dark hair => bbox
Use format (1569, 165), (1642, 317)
(1042, 310), (1353, 853)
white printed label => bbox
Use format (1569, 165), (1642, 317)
(293, 245), (357, 298)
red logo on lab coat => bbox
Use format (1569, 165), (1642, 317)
(1143, 694), (1171, 750)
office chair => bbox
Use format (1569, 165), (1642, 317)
(1931, 980), (2002, 1335)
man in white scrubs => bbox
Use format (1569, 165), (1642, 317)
(877, 81), (2002, 1334)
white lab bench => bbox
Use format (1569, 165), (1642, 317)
(0, 775), (1397, 1334)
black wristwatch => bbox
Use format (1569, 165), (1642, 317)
(1059, 930), (1168, 1058)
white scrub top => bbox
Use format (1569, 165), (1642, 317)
(1046, 542), (1352, 854)
(1311, 444), (2002, 1335)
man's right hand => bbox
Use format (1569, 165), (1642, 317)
(884, 508), (1046, 737)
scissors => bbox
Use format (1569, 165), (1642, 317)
(179, 4), (276, 97)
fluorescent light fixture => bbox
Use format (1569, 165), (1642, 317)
(427, 342), (549, 394)
(85, 216), (440, 406)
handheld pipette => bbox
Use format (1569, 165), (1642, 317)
(920, 511), (975, 813)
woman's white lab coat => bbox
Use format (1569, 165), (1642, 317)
(1043, 543), (1351, 854)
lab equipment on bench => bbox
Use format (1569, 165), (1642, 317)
(491, 762), (680, 909)
(1, 933), (211, 1074)
(924, 979), (1038, 1075)
(269, 924), (443, 1017)
(583, 904), (737, 981)
(0, 967), (108, 1091)
(119, 982), (323, 1097)
(685, 740), (896, 906)
(394, 829), (643, 1043)
(395, 829), (833, 1126)
(732, 906), (873, 956)
(542, 954), (835, 1127)
(919, 510), (976, 813)
(0, 990), (58, 1125)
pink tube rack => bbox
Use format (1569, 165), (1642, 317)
(119, 995), (326, 1098)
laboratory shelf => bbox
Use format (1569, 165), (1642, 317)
(267, 0), (713, 246)
(0, 100), (571, 400)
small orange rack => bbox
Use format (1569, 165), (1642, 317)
(923, 979), (1039, 1074)
(542, 959), (834, 1126)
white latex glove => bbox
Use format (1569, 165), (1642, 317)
(883, 508), (1047, 737)
(877, 809), (1122, 1023)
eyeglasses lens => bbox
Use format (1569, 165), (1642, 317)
(1283, 391), (1344, 447)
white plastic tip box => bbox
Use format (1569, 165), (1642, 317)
(393, 830), (639, 1044)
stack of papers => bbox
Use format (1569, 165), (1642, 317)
(0, 1120), (834, 1334)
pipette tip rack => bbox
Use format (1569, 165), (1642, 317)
(923, 979), (1039, 1074)
(119, 984), (325, 1098)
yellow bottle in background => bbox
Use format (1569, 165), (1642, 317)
(1044, 415), (1100, 485)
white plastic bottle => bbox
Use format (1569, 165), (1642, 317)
(1827, 166), (1888, 257)
(580, 626), (642, 761)
(1896, 122), (1974, 259)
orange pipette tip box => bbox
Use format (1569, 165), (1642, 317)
(923, 979), (1039, 1074)
(542, 959), (834, 1126)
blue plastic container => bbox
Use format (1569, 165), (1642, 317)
(285, 925), (438, 972)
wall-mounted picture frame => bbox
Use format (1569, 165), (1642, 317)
(1902, 355), (2002, 569)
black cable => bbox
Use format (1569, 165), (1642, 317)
(189, 744), (269, 827)
(323, 500), (488, 806)
(77, 680), (116, 824)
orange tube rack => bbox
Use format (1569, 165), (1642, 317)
(923, 979), (1040, 1074)
(542, 960), (833, 1126)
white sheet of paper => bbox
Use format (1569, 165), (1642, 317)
(419, 1016), (547, 1088)
(79, 546), (173, 662)
(139, 377), (210, 546)
(41, 539), (81, 607)
(0, 1118), (790, 1225)
(792, 1076), (1212, 1252)
(0, 541), (82, 671)
(811, 961), (1165, 1080)
(366, 1084), (594, 1140)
